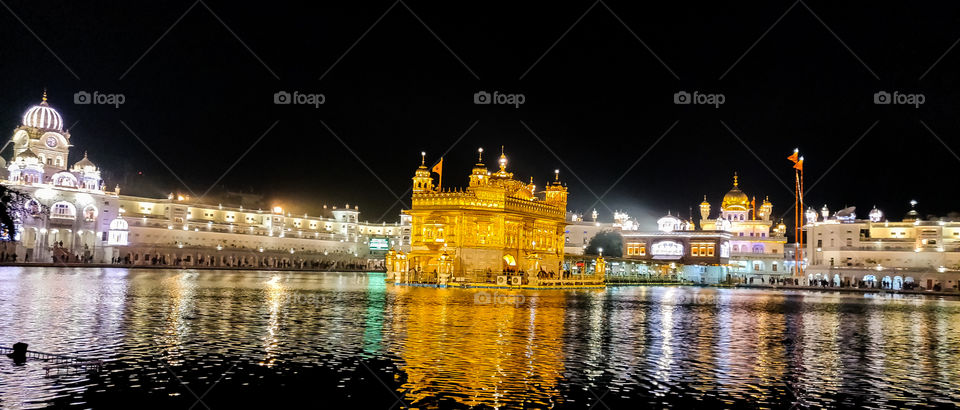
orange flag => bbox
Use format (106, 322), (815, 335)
(432, 158), (443, 190)
(793, 158), (803, 171)
(787, 151), (799, 164)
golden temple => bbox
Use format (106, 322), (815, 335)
(386, 148), (604, 287)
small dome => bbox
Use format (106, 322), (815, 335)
(903, 200), (920, 221)
(657, 212), (683, 232)
(903, 209), (920, 221)
(721, 174), (749, 211)
(15, 148), (39, 160)
(72, 152), (97, 170)
(869, 206), (883, 222)
(22, 92), (63, 131)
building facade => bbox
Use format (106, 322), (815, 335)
(621, 225), (732, 283)
(391, 149), (569, 285)
(1, 95), (408, 268)
(803, 204), (960, 291)
(563, 210), (638, 255)
(698, 174), (789, 283)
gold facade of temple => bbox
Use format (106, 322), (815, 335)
(387, 149), (571, 286)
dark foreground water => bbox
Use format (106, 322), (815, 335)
(1, 267), (959, 409)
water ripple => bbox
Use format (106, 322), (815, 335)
(1, 268), (959, 408)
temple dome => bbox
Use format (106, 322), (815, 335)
(657, 212), (683, 232)
(15, 148), (39, 161)
(721, 174), (749, 211)
(72, 152), (97, 171)
(22, 93), (63, 131)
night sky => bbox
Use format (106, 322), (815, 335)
(3, 1), (960, 229)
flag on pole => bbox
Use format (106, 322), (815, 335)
(787, 150), (799, 164)
(432, 157), (443, 190)
(793, 158), (803, 171)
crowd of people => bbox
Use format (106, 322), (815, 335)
(103, 251), (380, 271)
(747, 276), (945, 291)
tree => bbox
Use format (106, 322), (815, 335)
(585, 230), (623, 257)
(0, 185), (41, 241)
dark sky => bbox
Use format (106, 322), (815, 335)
(3, 1), (960, 228)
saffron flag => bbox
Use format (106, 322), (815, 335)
(432, 158), (443, 175)
(793, 158), (803, 171)
(787, 151), (799, 164)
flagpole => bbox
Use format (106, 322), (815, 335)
(787, 148), (800, 277)
(795, 170), (799, 276)
(799, 160), (805, 274)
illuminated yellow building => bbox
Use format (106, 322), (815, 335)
(388, 148), (573, 286)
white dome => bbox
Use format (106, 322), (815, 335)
(22, 95), (63, 131)
(657, 213), (683, 232)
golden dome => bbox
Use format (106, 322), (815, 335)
(721, 173), (749, 211)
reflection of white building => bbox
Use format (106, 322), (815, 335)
(803, 202), (960, 291)
(2, 94), (409, 266)
(698, 174), (789, 283)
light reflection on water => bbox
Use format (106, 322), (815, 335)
(0, 267), (959, 408)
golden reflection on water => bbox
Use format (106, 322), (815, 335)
(390, 287), (568, 408)
(4, 268), (960, 408)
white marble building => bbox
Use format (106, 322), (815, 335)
(803, 203), (960, 291)
(1, 94), (409, 267)
(698, 174), (790, 283)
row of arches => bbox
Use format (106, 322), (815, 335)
(26, 200), (98, 221)
(807, 273), (915, 290)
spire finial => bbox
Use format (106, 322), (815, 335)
(498, 146), (507, 172)
(41, 88), (48, 104)
(554, 169), (560, 182)
(733, 172), (739, 187)
(420, 151), (426, 166)
(478, 147), (483, 162)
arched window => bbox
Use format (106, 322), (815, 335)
(83, 205), (98, 221)
(51, 202), (77, 219)
(108, 217), (129, 246)
(52, 172), (78, 187)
